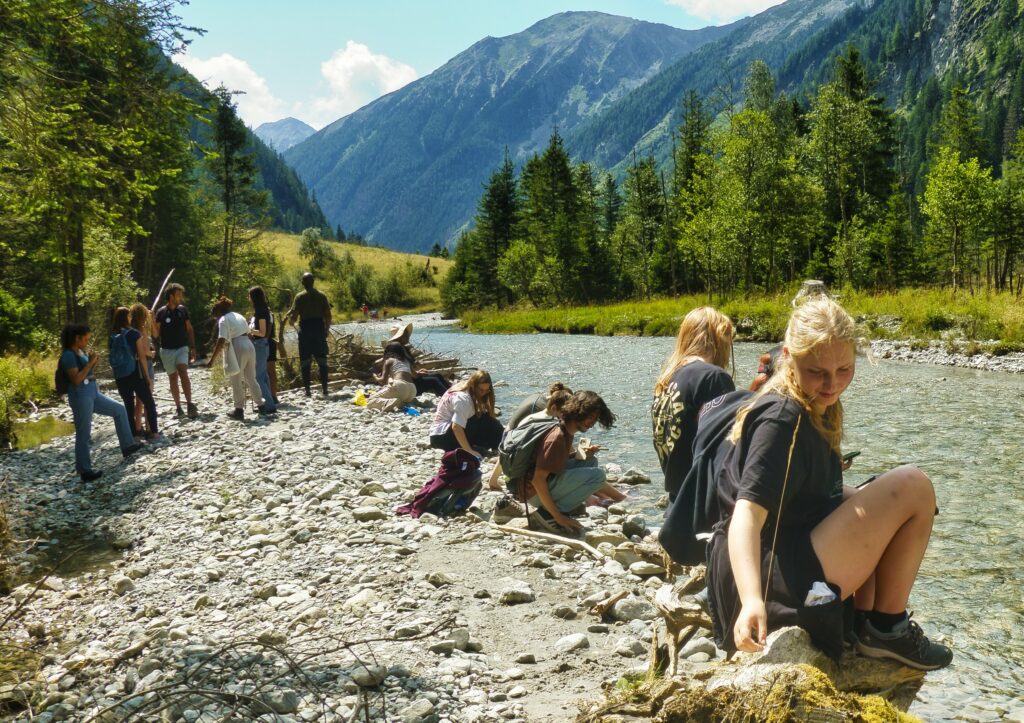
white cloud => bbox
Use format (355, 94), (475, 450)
(305, 41), (418, 128)
(175, 51), (285, 128)
(665, 0), (785, 23)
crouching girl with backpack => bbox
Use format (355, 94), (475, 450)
(509, 391), (620, 535)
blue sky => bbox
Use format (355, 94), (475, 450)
(175, 0), (782, 129)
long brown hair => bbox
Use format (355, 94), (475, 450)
(129, 303), (150, 333)
(654, 306), (734, 396)
(112, 306), (130, 330)
(730, 297), (855, 452)
(452, 370), (496, 416)
(545, 382), (573, 416)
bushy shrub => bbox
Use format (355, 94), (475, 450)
(0, 356), (53, 447)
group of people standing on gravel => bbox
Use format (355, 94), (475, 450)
(57, 273), (335, 482)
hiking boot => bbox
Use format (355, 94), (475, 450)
(855, 615), (953, 670)
(226, 408), (244, 421)
(186, 402), (199, 419)
(175, 406), (185, 418)
(492, 496), (524, 525)
(80, 469), (103, 482)
(304, 388), (312, 398)
(257, 405), (276, 416)
(122, 443), (144, 459)
(528, 509), (577, 537)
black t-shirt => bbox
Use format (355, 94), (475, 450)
(124, 328), (141, 359)
(652, 361), (735, 499)
(717, 394), (843, 538)
(251, 307), (274, 340)
(155, 304), (190, 349)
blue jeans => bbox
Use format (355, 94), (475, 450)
(252, 338), (276, 411)
(67, 380), (135, 474)
(529, 456), (606, 513)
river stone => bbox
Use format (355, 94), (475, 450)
(498, 579), (535, 605)
(619, 468), (651, 485)
(400, 698), (436, 723)
(622, 515), (648, 539)
(555, 633), (590, 654)
(611, 596), (656, 622)
(681, 636), (718, 660)
(110, 575), (135, 596)
(515, 653), (536, 664)
(352, 506), (386, 521)
(584, 530), (628, 547)
(629, 561), (665, 577)
(614, 637), (647, 658)
(263, 689), (299, 714)
(350, 663), (388, 687)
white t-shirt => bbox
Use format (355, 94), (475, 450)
(217, 311), (250, 341)
(429, 389), (475, 437)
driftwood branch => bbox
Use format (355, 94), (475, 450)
(488, 522), (607, 559)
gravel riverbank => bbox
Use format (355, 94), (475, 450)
(0, 370), (693, 723)
(870, 339), (1024, 374)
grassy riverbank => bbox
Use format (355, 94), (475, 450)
(461, 289), (1024, 348)
(0, 356), (53, 448)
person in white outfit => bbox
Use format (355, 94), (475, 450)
(366, 342), (418, 413)
(205, 296), (270, 420)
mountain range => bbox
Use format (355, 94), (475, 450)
(279, 0), (1024, 253)
(254, 117), (316, 152)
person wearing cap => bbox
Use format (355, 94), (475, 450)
(286, 272), (332, 397)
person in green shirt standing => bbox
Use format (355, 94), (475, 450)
(286, 272), (332, 397)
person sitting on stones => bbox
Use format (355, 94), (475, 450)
(707, 296), (953, 670)
(652, 306), (736, 503)
(428, 370), (504, 458)
(366, 342), (418, 413)
(374, 323), (451, 396)
(519, 391), (621, 535)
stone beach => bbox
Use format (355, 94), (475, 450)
(0, 368), (703, 722)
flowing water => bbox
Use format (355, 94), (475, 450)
(398, 324), (1024, 722)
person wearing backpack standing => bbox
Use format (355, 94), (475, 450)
(651, 306), (736, 502)
(110, 306), (160, 442)
(512, 391), (620, 535)
(285, 272), (332, 397)
(154, 283), (198, 419)
(129, 303), (158, 436)
(59, 323), (143, 481)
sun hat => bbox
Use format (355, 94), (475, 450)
(388, 322), (413, 344)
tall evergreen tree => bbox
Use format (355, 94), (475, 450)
(474, 148), (520, 305)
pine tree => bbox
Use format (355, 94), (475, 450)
(474, 148), (520, 305)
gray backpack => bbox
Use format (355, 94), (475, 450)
(498, 415), (561, 490)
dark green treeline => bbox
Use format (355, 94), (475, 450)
(443, 49), (1024, 313)
(0, 0), (332, 353)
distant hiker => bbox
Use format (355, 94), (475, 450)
(428, 370), (504, 457)
(361, 303), (369, 319)
(248, 286), (277, 413)
(286, 272), (332, 397)
(154, 283), (198, 419)
(513, 391), (619, 535)
(366, 342), (418, 413)
(651, 306), (736, 502)
(750, 344), (783, 393)
(128, 303), (158, 437)
(59, 323), (142, 481)
(110, 306), (160, 442)
(205, 296), (270, 420)
(708, 297), (953, 670)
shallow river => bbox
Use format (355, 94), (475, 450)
(397, 325), (1024, 722)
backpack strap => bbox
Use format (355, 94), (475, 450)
(762, 414), (802, 601)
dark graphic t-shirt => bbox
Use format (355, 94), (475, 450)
(717, 394), (844, 536)
(155, 304), (190, 349)
(652, 361), (735, 500)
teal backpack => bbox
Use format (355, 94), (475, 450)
(108, 329), (137, 379)
(498, 415), (561, 492)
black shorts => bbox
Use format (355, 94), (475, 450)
(707, 525), (844, 657)
(298, 319), (328, 359)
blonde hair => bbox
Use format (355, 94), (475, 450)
(654, 307), (734, 396)
(129, 303), (150, 332)
(453, 369), (496, 417)
(729, 297), (856, 452)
